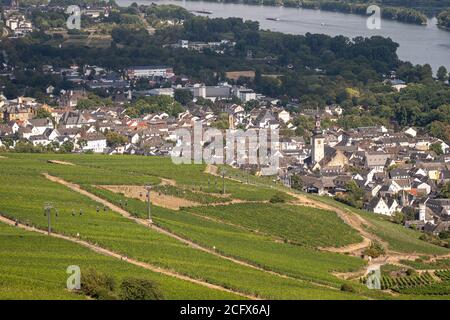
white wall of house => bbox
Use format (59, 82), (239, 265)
(372, 199), (391, 215)
(372, 198), (398, 216)
(83, 139), (107, 153)
(32, 139), (50, 146)
(277, 110), (290, 123)
(417, 182), (431, 195)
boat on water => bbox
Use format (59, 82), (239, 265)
(266, 17), (280, 21)
(194, 10), (213, 15)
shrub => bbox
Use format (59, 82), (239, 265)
(340, 283), (356, 293)
(406, 269), (418, 277)
(81, 268), (117, 300)
(120, 278), (164, 300)
(269, 192), (287, 203)
(363, 241), (385, 258)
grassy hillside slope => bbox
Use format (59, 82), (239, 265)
(0, 223), (239, 300)
(1, 153), (449, 299)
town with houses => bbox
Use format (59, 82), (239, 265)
(1, 60), (450, 239)
(2, 0), (450, 303)
(0, 0), (448, 253)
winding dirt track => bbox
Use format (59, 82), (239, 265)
(97, 185), (201, 210)
(0, 215), (256, 299)
(204, 164), (375, 254)
(203, 165), (450, 279)
(42, 173), (339, 292)
(47, 160), (75, 166)
(288, 193), (381, 254)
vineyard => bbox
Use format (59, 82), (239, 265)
(0, 154), (366, 299)
(0, 222), (237, 300)
(400, 258), (450, 270)
(86, 185), (366, 287)
(307, 194), (450, 255)
(1, 153), (450, 300)
(152, 184), (231, 204)
(360, 270), (450, 295)
(184, 203), (362, 248)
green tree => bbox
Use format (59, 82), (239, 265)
(34, 109), (52, 119)
(120, 278), (163, 300)
(76, 99), (97, 110)
(437, 66), (449, 82)
(174, 89), (193, 105)
(439, 182), (450, 198)
(269, 192), (288, 203)
(392, 211), (405, 224)
(81, 268), (117, 300)
(290, 174), (303, 191)
(60, 141), (74, 153)
(430, 142), (443, 155)
(106, 132), (128, 148)
(211, 113), (230, 130)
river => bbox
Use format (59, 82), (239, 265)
(117, 0), (450, 72)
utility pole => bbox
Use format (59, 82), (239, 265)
(44, 203), (53, 235)
(144, 185), (152, 224)
(221, 169), (226, 194)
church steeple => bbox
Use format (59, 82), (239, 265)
(311, 112), (325, 165)
(314, 113), (322, 135)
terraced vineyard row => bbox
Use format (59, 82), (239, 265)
(1, 153), (449, 300)
(397, 282), (450, 295)
(153, 184), (231, 204)
(360, 271), (450, 295)
(0, 155), (366, 299)
(400, 258), (450, 270)
(185, 203), (362, 248)
(435, 270), (450, 281)
(360, 273), (434, 290)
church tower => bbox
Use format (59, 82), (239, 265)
(311, 114), (325, 164)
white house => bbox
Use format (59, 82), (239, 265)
(28, 118), (54, 135)
(371, 184), (382, 197)
(367, 197), (399, 216)
(81, 133), (107, 153)
(388, 179), (411, 194)
(126, 66), (174, 79)
(276, 109), (291, 124)
(404, 127), (417, 138)
(235, 89), (256, 103)
(416, 182), (431, 195)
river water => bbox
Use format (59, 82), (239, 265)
(117, 0), (450, 72)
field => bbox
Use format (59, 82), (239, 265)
(400, 258), (450, 270)
(305, 194), (450, 255)
(0, 154), (367, 299)
(1, 153), (449, 300)
(361, 270), (450, 296)
(184, 203), (362, 248)
(0, 222), (239, 300)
